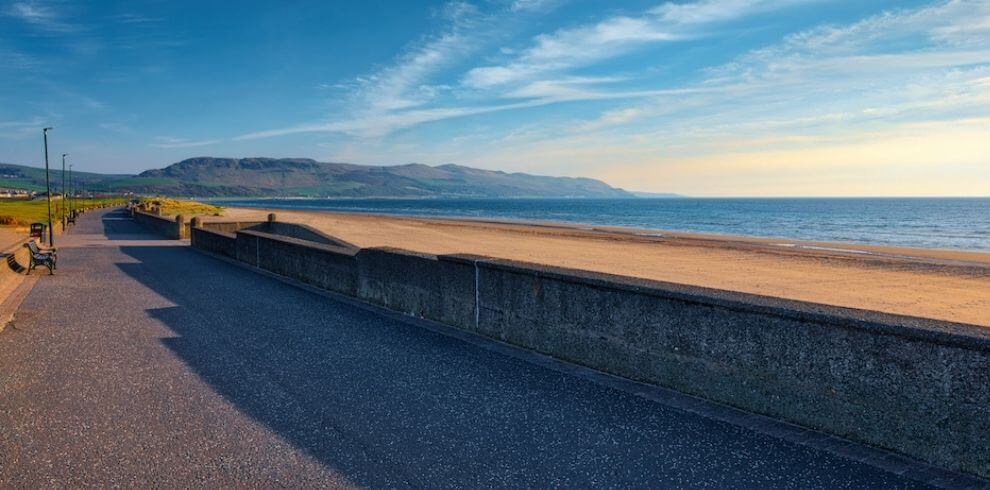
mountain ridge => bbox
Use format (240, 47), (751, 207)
(0, 157), (633, 198)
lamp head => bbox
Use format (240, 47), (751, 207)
(43, 127), (52, 132)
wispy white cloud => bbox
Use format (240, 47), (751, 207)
(347, 2), (484, 113)
(240, 0), (812, 141)
(464, 0), (804, 89)
(0, 43), (39, 70)
(573, 107), (645, 132)
(238, 1), (527, 139)
(509, 0), (561, 13)
(0, 117), (48, 139)
(235, 0), (990, 187)
(235, 99), (550, 140)
(98, 122), (132, 133)
(442, 1), (990, 192)
(149, 136), (224, 148)
(111, 13), (162, 24)
(5, 1), (81, 33)
(80, 96), (105, 110)
(544, 0), (990, 138)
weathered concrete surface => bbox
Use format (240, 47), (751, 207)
(0, 236), (34, 331)
(199, 219), (266, 235)
(265, 221), (358, 248)
(0, 209), (970, 487)
(203, 224), (990, 478)
(190, 226), (236, 257)
(132, 209), (185, 239)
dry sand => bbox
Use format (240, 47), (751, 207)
(218, 207), (990, 327)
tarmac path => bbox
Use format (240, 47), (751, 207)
(0, 209), (964, 488)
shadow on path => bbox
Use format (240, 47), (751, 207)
(112, 241), (925, 488)
(93, 208), (163, 240)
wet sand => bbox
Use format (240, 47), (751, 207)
(218, 207), (990, 327)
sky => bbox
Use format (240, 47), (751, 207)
(1, 0), (988, 196)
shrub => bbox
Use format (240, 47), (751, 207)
(0, 215), (26, 226)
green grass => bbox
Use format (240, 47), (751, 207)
(0, 197), (127, 227)
(137, 197), (224, 216)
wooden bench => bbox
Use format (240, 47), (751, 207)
(25, 240), (57, 275)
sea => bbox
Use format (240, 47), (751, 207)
(212, 197), (990, 252)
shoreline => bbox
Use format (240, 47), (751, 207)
(208, 205), (990, 327)
(217, 204), (990, 268)
(208, 198), (990, 255)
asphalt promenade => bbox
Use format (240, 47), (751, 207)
(0, 209), (962, 487)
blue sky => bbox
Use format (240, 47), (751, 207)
(1, 0), (988, 196)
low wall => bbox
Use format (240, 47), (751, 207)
(133, 210), (185, 239)
(202, 219), (356, 248)
(200, 220), (267, 234)
(1, 239), (29, 279)
(0, 238), (31, 331)
(235, 229), (358, 296)
(192, 225), (990, 478)
(190, 227), (236, 257)
(266, 222), (357, 248)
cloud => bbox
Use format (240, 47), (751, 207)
(464, 0), (804, 89)
(6, 1), (81, 33)
(111, 13), (163, 24)
(80, 96), (105, 110)
(549, 0), (990, 141)
(98, 122), (132, 133)
(232, 0), (811, 142)
(573, 107), (645, 132)
(235, 0), (990, 176)
(557, 2), (990, 192)
(149, 136), (224, 148)
(235, 99), (552, 140)
(510, 0), (562, 12)
(239, 1), (523, 139)
(0, 43), (39, 70)
(0, 117), (48, 138)
(345, 2), (485, 113)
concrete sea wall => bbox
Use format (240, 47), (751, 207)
(190, 227), (237, 257)
(132, 209), (187, 239)
(199, 220), (266, 235)
(0, 237), (32, 331)
(187, 219), (990, 478)
(140, 209), (355, 249)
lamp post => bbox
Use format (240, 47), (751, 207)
(61, 153), (68, 230)
(69, 163), (73, 221)
(43, 127), (54, 246)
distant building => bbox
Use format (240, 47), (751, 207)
(0, 188), (34, 199)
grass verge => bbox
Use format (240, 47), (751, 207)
(138, 197), (224, 217)
(0, 197), (127, 227)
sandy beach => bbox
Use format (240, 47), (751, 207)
(217, 207), (990, 327)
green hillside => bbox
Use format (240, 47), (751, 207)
(0, 158), (632, 198)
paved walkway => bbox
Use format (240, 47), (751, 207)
(0, 209), (945, 487)
(0, 228), (24, 252)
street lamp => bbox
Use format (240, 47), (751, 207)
(62, 153), (69, 230)
(42, 127), (54, 246)
(69, 163), (74, 222)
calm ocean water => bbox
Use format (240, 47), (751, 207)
(214, 197), (990, 252)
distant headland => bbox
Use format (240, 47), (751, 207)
(0, 157), (633, 199)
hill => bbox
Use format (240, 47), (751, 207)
(0, 158), (632, 198)
(0, 162), (131, 193)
